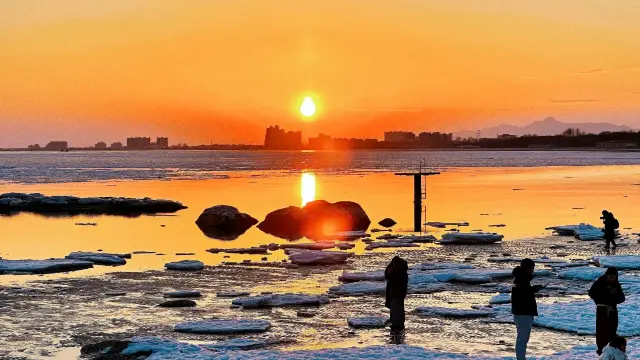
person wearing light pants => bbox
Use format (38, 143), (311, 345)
(511, 258), (543, 360)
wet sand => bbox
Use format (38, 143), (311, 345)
(0, 165), (639, 358)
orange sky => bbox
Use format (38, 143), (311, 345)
(1, 0), (640, 146)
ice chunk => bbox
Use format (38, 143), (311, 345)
(278, 243), (335, 251)
(174, 319), (271, 334)
(286, 249), (353, 265)
(0, 258), (94, 274)
(164, 290), (202, 298)
(364, 242), (419, 250)
(558, 267), (606, 281)
(594, 255), (640, 270)
(65, 252), (127, 265)
(329, 281), (386, 296)
(546, 224), (581, 236)
(451, 274), (492, 284)
(408, 273), (439, 285)
(439, 232), (503, 245)
(339, 270), (385, 282)
(489, 293), (511, 305)
(217, 290), (251, 298)
(165, 260), (204, 271)
(392, 235), (437, 243)
(416, 306), (494, 318)
(205, 338), (267, 350)
(347, 316), (389, 329)
(425, 221), (469, 228)
(231, 294), (330, 308)
(409, 262), (474, 271)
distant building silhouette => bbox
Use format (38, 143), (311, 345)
(156, 137), (169, 149)
(384, 131), (416, 143)
(497, 134), (518, 140)
(264, 126), (302, 149)
(418, 132), (454, 147)
(44, 141), (68, 151)
(127, 137), (151, 150)
(308, 133), (333, 150)
(94, 141), (107, 149)
(110, 142), (123, 149)
(27, 144), (41, 150)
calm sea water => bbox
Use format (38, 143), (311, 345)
(1, 150), (640, 183)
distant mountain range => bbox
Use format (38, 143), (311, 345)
(454, 117), (634, 139)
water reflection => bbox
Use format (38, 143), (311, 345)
(301, 172), (316, 207)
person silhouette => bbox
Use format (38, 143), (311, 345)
(385, 256), (408, 330)
(511, 258), (544, 360)
(601, 210), (619, 249)
(590, 267), (625, 355)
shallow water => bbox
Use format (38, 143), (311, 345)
(1, 164), (639, 359)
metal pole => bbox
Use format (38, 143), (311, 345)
(413, 174), (421, 232)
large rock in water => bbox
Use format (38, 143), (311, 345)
(258, 200), (370, 240)
(195, 205), (258, 240)
(378, 218), (397, 228)
(257, 206), (309, 240)
(0, 193), (186, 216)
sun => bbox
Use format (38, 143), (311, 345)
(300, 96), (316, 117)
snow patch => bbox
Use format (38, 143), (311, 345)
(347, 316), (390, 328)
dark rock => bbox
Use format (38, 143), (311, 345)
(195, 205), (258, 240)
(80, 340), (147, 359)
(257, 206), (309, 240)
(297, 310), (317, 318)
(158, 299), (197, 308)
(258, 200), (370, 240)
(0, 193), (186, 217)
(378, 218), (397, 228)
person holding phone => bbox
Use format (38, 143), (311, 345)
(511, 258), (544, 360)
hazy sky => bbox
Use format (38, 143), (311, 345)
(1, 0), (640, 146)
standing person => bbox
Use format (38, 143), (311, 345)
(511, 258), (544, 360)
(601, 210), (620, 248)
(385, 256), (408, 330)
(589, 267), (626, 355)
(599, 336), (629, 360)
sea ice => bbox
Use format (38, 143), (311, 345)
(286, 249), (353, 265)
(409, 262), (474, 271)
(164, 290), (202, 298)
(329, 281), (386, 296)
(65, 252), (127, 265)
(439, 232), (503, 245)
(278, 243), (335, 251)
(174, 319), (272, 334)
(0, 258), (94, 274)
(347, 316), (389, 328)
(364, 242), (419, 250)
(408, 273), (439, 285)
(593, 255), (640, 270)
(557, 266), (605, 281)
(231, 294), (330, 308)
(489, 293), (511, 305)
(339, 270), (385, 282)
(416, 306), (494, 318)
(217, 291), (251, 298)
(165, 260), (204, 271)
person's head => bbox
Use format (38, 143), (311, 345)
(610, 335), (627, 352)
(601, 210), (611, 220)
(389, 256), (407, 271)
(520, 258), (535, 276)
(605, 267), (619, 283)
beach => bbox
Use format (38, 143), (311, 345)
(1, 151), (640, 359)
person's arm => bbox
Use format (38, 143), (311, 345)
(589, 281), (600, 302)
(532, 284), (544, 293)
(617, 285), (626, 304)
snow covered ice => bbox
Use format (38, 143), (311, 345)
(416, 306), (494, 318)
(174, 319), (272, 334)
(347, 316), (390, 328)
(593, 255), (640, 270)
(165, 260), (204, 271)
(0, 258), (94, 274)
(489, 293), (511, 305)
(65, 251), (127, 265)
(231, 293), (330, 308)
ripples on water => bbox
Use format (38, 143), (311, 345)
(1, 150), (640, 183)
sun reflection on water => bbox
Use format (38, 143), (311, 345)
(301, 172), (316, 206)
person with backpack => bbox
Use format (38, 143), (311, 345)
(589, 267), (626, 355)
(511, 258), (544, 360)
(601, 210), (619, 248)
(385, 256), (408, 330)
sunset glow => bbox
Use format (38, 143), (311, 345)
(300, 172), (316, 206)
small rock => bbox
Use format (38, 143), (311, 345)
(158, 299), (197, 308)
(297, 310), (317, 318)
(105, 292), (126, 297)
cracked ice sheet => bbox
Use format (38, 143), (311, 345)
(124, 337), (640, 359)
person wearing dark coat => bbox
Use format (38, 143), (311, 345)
(589, 267), (626, 355)
(385, 256), (408, 330)
(601, 210), (619, 248)
(511, 258), (544, 360)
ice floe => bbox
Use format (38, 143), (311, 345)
(0, 258), (94, 274)
(339, 270), (386, 282)
(439, 232), (503, 245)
(547, 223), (613, 241)
(286, 249), (353, 265)
(206, 247), (269, 255)
(205, 338), (268, 350)
(347, 316), (389, 328)
(593, 255), (640, 270)
(231, 294), (330, 308)
(557, 266), (605, 281)
(489, 293), (511, 305)
(65, 252), (127, 265)
(174, 319), (271, 334)
(165, 260), (204, 271)
(416, 306), (494, 318)
(278, 243), (335, 251)
(329, 281), (386, 296)
(164, 290), (202, 298)
(364, 242), (419, 250)
(217, 290), (251, 298)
